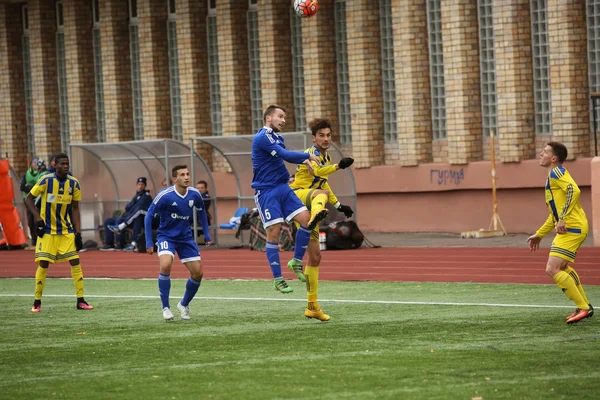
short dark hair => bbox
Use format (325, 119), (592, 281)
(263, 104), (286, 123)
(547, 142), (568, 163)
(196, 180), (207, 187)
(54, 153), (69, 164)
(171, 164), (188, 177)
(308, 118), (332, 136)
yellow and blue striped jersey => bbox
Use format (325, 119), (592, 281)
(290, 146), (340, 205)
(536, 166), (588, 238)
(30, 173), (82, 235)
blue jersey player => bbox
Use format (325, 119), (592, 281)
(252, 104), (322, 294)
(144, 165), (212, 321)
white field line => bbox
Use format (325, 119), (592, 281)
(0, 293), (573, 309)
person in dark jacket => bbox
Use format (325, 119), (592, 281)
(101, 177), (152, 251)
(20, 158), (43, 247)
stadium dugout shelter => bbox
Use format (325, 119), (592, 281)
(189, 132), (358, 241)
(69, 139), (217, 246)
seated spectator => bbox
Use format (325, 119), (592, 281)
(195, 180), (212, 226)
(191, 180), (212, 242)
(101, 177), (152, 252)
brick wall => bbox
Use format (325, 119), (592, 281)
(1, 0), (599, 174)
(0, 4), (28, 174)
(138, 0), (171, 139)
(494, 1), (536, 162)
(64, 0), (96, 145)
(217, 0), (251, 137)
(29, 0), (61, 161)
(441, 1), (482, 164)
(393, 0), (432, 166)
(346, 0), (384, 168)
(302, 0), (339, 143)
(258, 0), (295, 130)
(548, 0), (590, 159)
(177, 0), (213, 166)
(101, 0), (133, 142)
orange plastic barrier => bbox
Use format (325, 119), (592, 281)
(0, 159), (27, 247)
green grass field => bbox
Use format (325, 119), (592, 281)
(1, 278), (598, 400)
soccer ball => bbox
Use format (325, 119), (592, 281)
(293, 0), (318, 18)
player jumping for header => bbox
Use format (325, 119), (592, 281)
(251, 105), (321, 293)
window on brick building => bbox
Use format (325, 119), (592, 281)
(587, 0), (600, 150)
(426, 0), (447, 140)
(248, 0), (263, 132)
(167, 0), (182, 141)
(56, 0), (70, 152)
(477, 0), (498, 138)
(22, 5), (35, 156)
(129, 0), (144, 140)
(207, 0), (222, 136)
(290, 6), (306, 132)
(335, 0), (352, 145)
(379, 0), (397, 144)
(530, 0), (552, 136)
(92, 0), (106, 143)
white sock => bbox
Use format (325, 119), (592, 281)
(131, 241), (136, 247)
(118, 222), (127, 230)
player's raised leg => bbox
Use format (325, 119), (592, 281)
(307, 192), (329, 231)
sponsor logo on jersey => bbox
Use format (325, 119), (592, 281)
(171, 213), (190, 220)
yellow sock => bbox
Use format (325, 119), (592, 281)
(71, 265), (84, 298)
(34, 266), (48, 301)
(305, 265), (319, 310)
(564, 266), (590, 305)
(553, 271), (588, 310)
(310, 194), (328, 217)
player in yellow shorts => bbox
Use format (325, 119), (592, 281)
(527, 142), (592, 324)
(289, 118), (355, 321)
(25, 153), (93, 313)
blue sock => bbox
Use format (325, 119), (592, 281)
(158, 273), (171, 308)
(266, 241), (282, 279)
(293, 226), (310, 261)
(181, 277), (202, 307)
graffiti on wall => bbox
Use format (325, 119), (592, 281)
(430, 168), (465, 186)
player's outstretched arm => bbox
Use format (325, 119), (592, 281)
(258, 134), (310, 165)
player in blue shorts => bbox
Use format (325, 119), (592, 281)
(252, 104), (322, 293)
(144, 165), (212, 321)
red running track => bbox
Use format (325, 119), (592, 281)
(1, 247), (599, 285)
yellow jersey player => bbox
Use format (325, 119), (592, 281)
(527, 142), (592, 324)
(25, 153), (93, 313)
(290, 118), (354, 321)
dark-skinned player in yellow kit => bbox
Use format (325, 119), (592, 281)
(25, 153), (93, 313)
